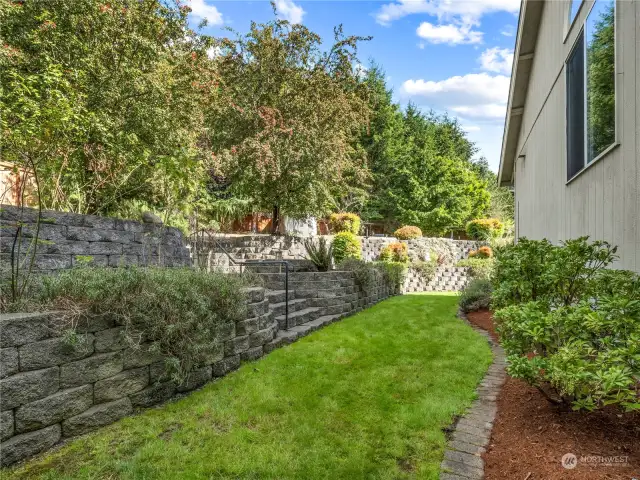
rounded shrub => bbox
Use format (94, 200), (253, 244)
(379, 242), (409, 263)
(466, 218), (504, 240)
(329, 213), (361, 235)
(393, 225), (422, 240)
(468, 246), (493, 259)
(332, 231), (361, 264)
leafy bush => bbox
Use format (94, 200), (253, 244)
(411, 259), (437, 282)
(332, 231), (361, 264)
(393, 225), (422, 240)
(35, 267), (252, 384)
(304, 237), (333, 272)
(379, 242), (409, 263)
(459, 278), (492, 312)
(493, 237), (640, 411)
(456, 258), (495, 280)
(329, 213), (361, 235)
(374, 261), (408, 293)
(466, 218), (504, 240)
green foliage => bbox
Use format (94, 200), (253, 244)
(359, 67), (490, 235)
(329, 213), (361, 235)
(337, 258), (406, 294)
(304, 237), (333, 272)
(1, 0), (213, 217)
(34, 267), (252, 384)
(393, 225), (422, 240)
(374, 261), (407, 293)
(458, 278), (492, 312)
(493, 237), (639, 411)
(410, 259), (437, 282)
(332, 232), (361, 264)
(209, 17), (371, 225)
(379, 242), (409, 263)
(456, 258), (495, 280)
(466, 218), (504, 240)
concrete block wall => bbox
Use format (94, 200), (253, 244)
(402, 266), (470, 293)
(360, 237), (480, 264)
(0, 205), (190, 272)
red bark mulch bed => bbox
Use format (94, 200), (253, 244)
(466, 310), (640, 480)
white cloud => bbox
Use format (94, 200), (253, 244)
(275, 0), (305, 24)
(461, 124), (482, 132)
(375, 0), (520, 26)
(417, 42), (425, 49)
(402, 73), (509, 107)
(450, 104), (506, 119)
(188, 0), (223, 26)
(478, 47), (513, 74)
(416, 22), (482, 45)
(500, 24), (516, 37)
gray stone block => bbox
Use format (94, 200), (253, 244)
(114, 219), (145, 233)
(79, 214), (115, 230)
(0, 424), (61, 467)
(15, 385), (93, 433)
(129, 382), (175, 408)
(149, 361), (168, 383)
(108, 255), (140, 267)
(19, 334), (94, 371)
(0, 312), (54, 348)
(176, 366), (211, 393)
(89, 242), (122, 255)
(60, 351), (123, 388)
(94, 367), (149, 403)
(73, 314), (115, 333)
(201, 343), (224, 365)
(0, 367), (59, 410)
(240, 346), (263, 362)
(1, 410), (14, 441)
(62, 398), (132, 438)
(217, 321), (235, 342)
(94, 327), (127, 352)
(122, 344), (163, 369)
(235, 318), (259, 336)
(224, 336), (249, 356)
(212, 355), (240, 377)
(249, 327), (275, 348)
(1, 347), (19, 378)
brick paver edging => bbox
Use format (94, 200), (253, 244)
(439, 310), (507, 480)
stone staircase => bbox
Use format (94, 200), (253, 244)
(258, 271), (390, 353)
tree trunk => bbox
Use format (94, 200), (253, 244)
(271, 205), (280, 234)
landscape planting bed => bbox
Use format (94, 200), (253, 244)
(466, 310), (640, 480)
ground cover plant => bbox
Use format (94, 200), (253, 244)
(6, 294), (492, 480)
(458, 278), (492, 313)
(492, 237), (640, 411)
(5, 266), (252, 384)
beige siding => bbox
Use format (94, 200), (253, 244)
(514, 0), (639, 271)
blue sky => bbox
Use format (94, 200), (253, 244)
(187, 0), (521, 171)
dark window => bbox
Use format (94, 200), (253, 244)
(566, 32), (585, 180)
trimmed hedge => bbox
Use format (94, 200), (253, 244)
(332, 231), (361, 263)
(393, 225), (422, 240)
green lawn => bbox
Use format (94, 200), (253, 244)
(5, 294), (492, 480)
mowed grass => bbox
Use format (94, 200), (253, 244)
(4, 294), (492, 480)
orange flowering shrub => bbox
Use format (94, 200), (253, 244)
(393, 225), (422, 240)
(379, 242), (409, 263)
(468, 246), (493, 259)
(466, 218), (504, 240)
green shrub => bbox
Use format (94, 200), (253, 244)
(304, 237), (333, 272)
(411, 259), (437, 282)
(393, 226), (422, 240)
(374, 261), (408, 293)
(458, 278), (492, 312)
(379, 242), (409, 263)
(332, 231), (361, 264)
(35, 267), (252, 384)
(329, 213), (361, 235)
(492, 237), (640, 411)
(466, 218), (504, 240)
(338, 259), (380, 291)
(456, 258), (495, 280)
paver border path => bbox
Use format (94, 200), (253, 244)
(440, 310), (506, 480)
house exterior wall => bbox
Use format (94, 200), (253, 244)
(514, 0), (639, 271)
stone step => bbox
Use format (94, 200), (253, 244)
(265, 289), (295, 303)
(275, 307), (322, 329)
(262, 280), (356, 292)
(294, 286), (357, 298)
(259, 271), (355, 282)
(268, 298), (309, 316)
(308, 293), (358, 308)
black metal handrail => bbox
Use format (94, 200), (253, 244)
(188, 231), (290, 329)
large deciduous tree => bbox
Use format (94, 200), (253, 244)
(0, 0), (215, 217)
(207, 16), (371, 232)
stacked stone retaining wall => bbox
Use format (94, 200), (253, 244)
(0, 205), (190, 272)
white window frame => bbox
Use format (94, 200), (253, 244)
(565, 0), (619, 184)
(564, 0), (585, 42)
